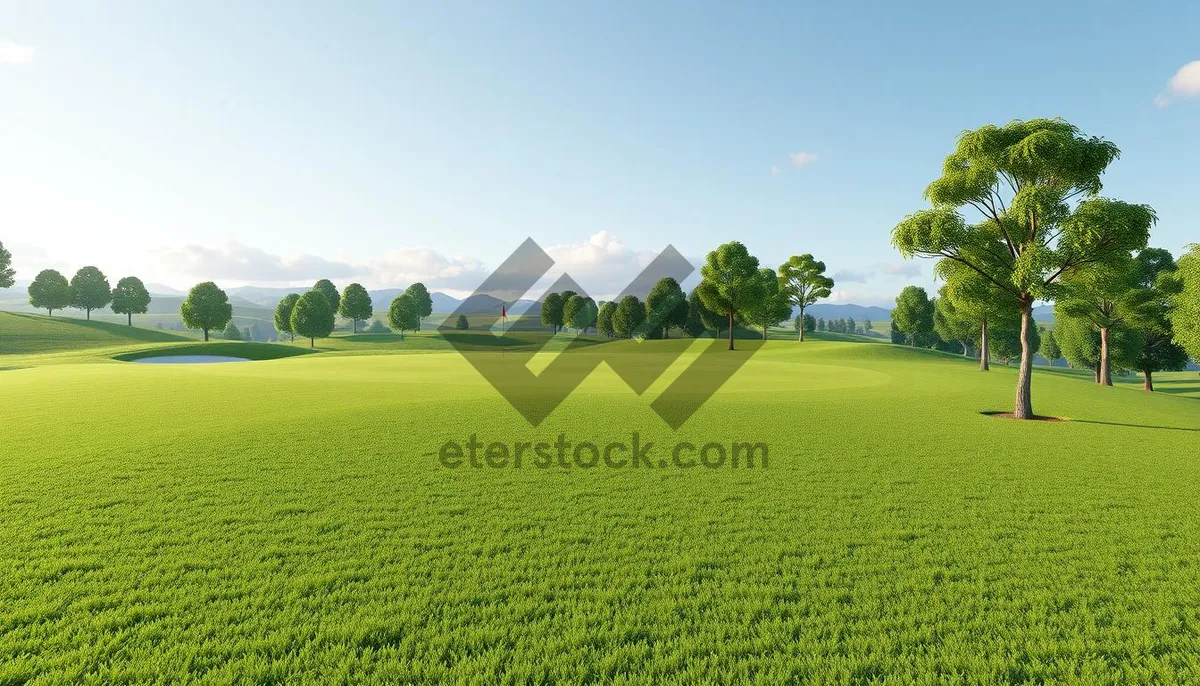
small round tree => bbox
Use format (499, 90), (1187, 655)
(596, 301), (616, 338)
(274, 293), (300, 342)
(28, 269), (72, 316)
(612, 295), (646, 339)
(181, 282), (233, 341)
(388, 293), (420, 338)
(290, 290), (335, 347)
(339, 282), (373, 333)
(455, 314), (469, 330)
(892, 286), (935, 347)
(223, 321), (243, 340)
(70, 266), (112, 320)
(110, 276), (151, 325)
(404, 282), (433, 330)
(644, 277), (688, 339)
(0, 241), (14, 288)
(540, 292), (564, 333)
(696, 242), (766, 350)
(313, 279), (340, 317)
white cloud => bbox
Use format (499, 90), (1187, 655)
(366, 248), (489, 292)
(0, 39), (35, 65)
(157, 242), (359, 283)
(1155, 60), (1200, 107)
(881, 262), (922, 278)
(789, 151), (819, 166)
(541, 231), (663, 299)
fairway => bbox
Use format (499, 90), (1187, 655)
(3, 340), (1199, 684)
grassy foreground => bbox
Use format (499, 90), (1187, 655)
(1, 339), (1199, 684)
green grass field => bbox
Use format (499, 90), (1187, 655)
(2, 330), (1200, 683)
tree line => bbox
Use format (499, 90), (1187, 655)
(891, 118), (1199, 417)
(20, 265), (153, 324)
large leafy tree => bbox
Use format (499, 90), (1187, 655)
(596, 301), (616, 338)
(291, 290), (335, 347)
(892, 286), (935, 347)
(313, 279), (340, 318)
(181, 282), (233, 341)
(28, 269), (72, 316)
(777, 254), (834, 341)
(0, 241), (14, 288)
(644, 277), (688, 339)
(613, 295), (646, 339)
(110, 276), (151, 325)
(687, 289), (723, 339)
(274, 293), (300, 342)
(744, 269), (792, 340)
(339, 283), (373, 333)
(404, 282), (433, 330)
(1055, 255), (1154, 386)
(696, 241), (766, 350)
(893, 119), (1153, 418)
(70, 266), (112, 320)
(564, 295), (598, 334)
(387, 293), (420, 338)
(1054, 313), (1138, 383)
(540, 292), (565, 333)
(1167, 244), (1200, 361)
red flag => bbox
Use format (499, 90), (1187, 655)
(501, 303), (507, 319)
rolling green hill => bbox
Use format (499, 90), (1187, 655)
(0, 312), (193, 355)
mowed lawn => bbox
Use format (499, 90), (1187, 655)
(2, 340), (1200, 684)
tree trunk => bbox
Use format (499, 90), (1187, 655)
(979, 315), (990, 371)
(1144, 369), (1154, 392)
(127, 312), (132, 326)
(203, 329), (209, 341)
(1013, 298), (1034, 419)
(86, 308), (91, 321)
(727, 312), (735, 350)
(798, 306), (805, 341)
(48, 308), (53, 316)
(310, 337), (315, 348)
(1098, 327), (1112, 386)
(962, 340), (975, 358)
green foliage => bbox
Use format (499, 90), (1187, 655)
(1041, 329), (1061, 365)
(180, 282), (233, 341)
(339, 283), (374, 333)
(744, 269), (791, 340)
(222, 321), (243, 341)
(564, 295), (598, 333)
(28, 269), (72, 316)
(455, 314), (469, 330)
(366, 319), (391, 334)
(274, 293), (301, 341)
(892, 286), (935, 346)
(644, 277), (688, 338)
(595, 301), (616, 338)
(989, 322), (1040, 366)
(1168, 245), (1200, 361)
(540, 292), (564, 332)
(0, 240), (14, 288)
(291, 291), (336, 346)
(110, 276), (152, 325)
(69, 266), (112, 319)
(933, 287), (976, 355)
(404, 283), (433, 321)
(1053, 313), (1138, 377)
(612, 295), (646, 339)
(689, 289), (723, 338)
(313, 279), (340, 316)
(795, 314), (816, 334)
(387, 293), (420, 337)
(777, 254), (834, 340)
(696, 241), (765, 350)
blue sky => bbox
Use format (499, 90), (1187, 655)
(1, 1), (1197, 303)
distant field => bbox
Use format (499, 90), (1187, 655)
(2, 337), (1199, 683)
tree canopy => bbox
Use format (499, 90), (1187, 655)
(645, 277), (688, 339)
(1168, 244), (1200, 361)
(564, 295), (598, 334)
(28, 269), (72, 316)
(110, 276), (151, 325)
(696, 241), (765, 350)
(892, 118), (1152, 418)
(744, 269), (791, 340)
(596, 301), (616, 338)
(387, 293), (420, 337)
(405, 283), (433, 323)
(181, 282), (233, 341)
(223, 320), (243, 340)
(613, 295), (646, 339)
(892, 286), (935, 347)
(777, 254), (834, 341)
(274, 293), (300, 341)
(70, 266), (112, 320)
(541, 292), (565, 333)
(313, 279), (340, 317)
(0, 241), (14, 289)
(291, 290), (335, 347)
(339, 283), (373, 333)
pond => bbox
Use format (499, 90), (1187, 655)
(130, 355), (251, 364)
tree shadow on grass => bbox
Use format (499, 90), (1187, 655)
(1069, 419), (1200, 433)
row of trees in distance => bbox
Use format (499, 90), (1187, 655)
(21, 266), (153, 324)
